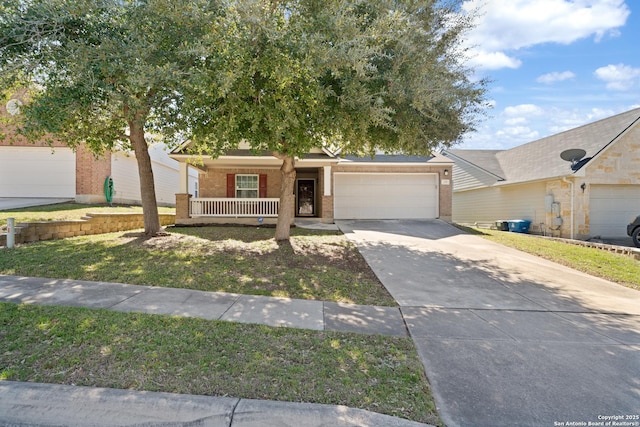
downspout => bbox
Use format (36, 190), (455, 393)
(562, 177), (574, 239)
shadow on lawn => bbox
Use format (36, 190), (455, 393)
(0, 226), (393, 305)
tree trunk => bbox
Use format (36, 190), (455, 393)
(274, 153), (296, 241)
(129, 118), (162, 236)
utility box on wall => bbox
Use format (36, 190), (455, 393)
(545, 194), (554, 212)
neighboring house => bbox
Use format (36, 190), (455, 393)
(109, 143), (198, 206)
(442, 107), (640, 239)
(169, 142), (453, 225)
(1, 98), (197, 206)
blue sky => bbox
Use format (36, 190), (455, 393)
(458, 0), (640, 149)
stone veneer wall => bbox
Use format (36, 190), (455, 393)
(1, 213), (175, 247)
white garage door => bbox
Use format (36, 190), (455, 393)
(590, 185), (640, 238)
(334, 173), (438, 219)
(0, 146), (75, 198)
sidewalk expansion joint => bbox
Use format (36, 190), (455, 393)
(104, 286), (152, 310)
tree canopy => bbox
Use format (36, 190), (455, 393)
(179, 0), (487, 239)
(1, 0), (486, 240)
(0, 0), (225, 235)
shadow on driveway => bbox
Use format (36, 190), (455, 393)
(338, 220), (640, 427)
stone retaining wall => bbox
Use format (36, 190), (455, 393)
(1, 213), (175, 247)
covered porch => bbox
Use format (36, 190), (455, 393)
(171, 146), (338, 225)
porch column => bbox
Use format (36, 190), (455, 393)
(179, 162), (190, 194)
(176, 193), (191, 222)
(323, 166), (331, 196)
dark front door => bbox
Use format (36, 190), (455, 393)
(297, 179), (315, 216)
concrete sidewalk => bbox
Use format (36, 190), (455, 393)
(0, 381), (429, 427)
(0, 275), (407, 337)
(0, 274), (427, 426)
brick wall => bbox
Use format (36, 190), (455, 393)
(0, 213), (175, 247)
(75, 145), (112, 203)
(200, 168), (282, 198)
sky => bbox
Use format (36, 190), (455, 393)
(457, 0), (640, 149)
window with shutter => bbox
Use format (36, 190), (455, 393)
(235, 174), (259, 198)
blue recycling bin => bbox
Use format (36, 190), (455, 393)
(508, 220), (531, 233)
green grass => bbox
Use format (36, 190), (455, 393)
(0, 302), (440, 425)
(461, 226), (640, 291)
(0, 203), (175, 228)
(0, 226), (395, 306)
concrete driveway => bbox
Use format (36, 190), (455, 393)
(0, 198), (73, 210)
(337, 220), (640, 427)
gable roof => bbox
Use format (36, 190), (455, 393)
(339, 152), (453, 165)
(445, 107), (640, 186)
(442, 149), (504, 179)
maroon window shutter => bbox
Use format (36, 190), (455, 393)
(259, 174), (267, 198)
(226, 174), (235, 198)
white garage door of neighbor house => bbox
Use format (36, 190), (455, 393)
(0, 146), (76, 198)
(590, 185), (640, 238)
(334, 173), (438, 219)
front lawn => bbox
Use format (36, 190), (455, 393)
(0, 226), (395, 306)
(0, 302), (440, 425)
(463, 226), (640, 291)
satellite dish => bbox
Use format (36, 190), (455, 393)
(560, 148), (587, 171)
(5, 99), (22, 116)
(560, 148), (586, 163)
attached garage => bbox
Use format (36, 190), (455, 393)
(333, 173), (438, 219)
(0, 146), (75, 198)
(590, 185), (640, 238)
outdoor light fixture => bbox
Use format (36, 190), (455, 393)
(581, 183), (586, 193)
(444, 169), (449, 176)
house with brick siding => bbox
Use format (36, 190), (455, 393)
(1, 99), (197, 206)
(169, 142), (453, 225)
(442, 107), (640, 240)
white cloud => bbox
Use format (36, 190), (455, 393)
(536, 71), (576, 84)
(497, 126), (539, 139)
(467, 50), (522, 70)
(504, 117), (528, 126)
(503, 104), (544, 117)
(462, 0), (630, 70)
(594, 63), (640, 90)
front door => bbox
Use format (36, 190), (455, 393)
(297, 179), (315, 216)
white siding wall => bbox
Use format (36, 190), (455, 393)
(0, 146), (75, 198)
(453, 182), (547, 225)
(110, 143), (197, 206)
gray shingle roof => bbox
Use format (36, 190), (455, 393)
(447, 107), (640, 185)
(340, 154), (434, 163)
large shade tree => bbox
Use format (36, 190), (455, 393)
(180, 0), (487, 240)
(0, 0), (225, 235)
(2, 0), (486, 241)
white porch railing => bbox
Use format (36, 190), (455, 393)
(190, 198), (280, 217)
